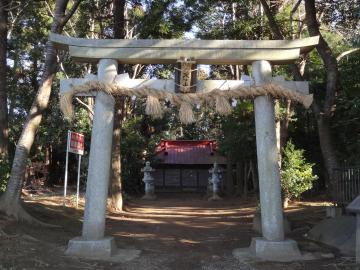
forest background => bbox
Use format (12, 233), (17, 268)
(0, 0), (359, 217)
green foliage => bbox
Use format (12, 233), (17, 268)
(218, 101), (256, 162)
(0, 158), (10, 193)
(137, 0), (193, 39)
(120, 100), (172, 193)
(325, 50), (360, 164)
(121, 116), (147, 193)
(3, 0), (359, 196)
(339, 50), (360, 96)
(281, 141), (318, 200)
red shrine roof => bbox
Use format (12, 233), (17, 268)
(154, 140), (226, 165)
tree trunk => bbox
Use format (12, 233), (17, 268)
(48, 146), (62, 187)
(114, 0), (126, 40)
(110, 0), (126, 212)
(0, 1), (8, 160)
(0, 0), (81, 222)
(110, 98), (124, 211)
(261, 0), (340, 187)
(305, 0), (340, 185)
(315, 114), (339, 186)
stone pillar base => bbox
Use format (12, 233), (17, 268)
(65, 237), (116, 258)
(250, 237), (302, 262)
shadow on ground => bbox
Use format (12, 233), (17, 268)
(0, 192), (357, 270)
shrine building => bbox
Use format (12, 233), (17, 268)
(152, 140), (226, 192)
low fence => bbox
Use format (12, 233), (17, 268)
(332, 166), (360, 206)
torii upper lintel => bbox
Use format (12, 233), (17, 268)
(49, 33), (319, 65)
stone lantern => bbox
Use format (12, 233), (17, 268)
(141, 161), (156, 200)
(208, 162), (223, 201)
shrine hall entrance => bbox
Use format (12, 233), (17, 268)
(153, 166), (217, 192)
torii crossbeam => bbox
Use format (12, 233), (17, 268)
(50, 33), (318, 64)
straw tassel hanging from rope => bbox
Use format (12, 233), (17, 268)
(145, 95), (163, 119)
(60, 92), (75, 120)
(179, 102), (195, 124)
(215, 96), (232, 115)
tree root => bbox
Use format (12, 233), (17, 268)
(0, 197), (61, 228)
(109, 195), (124, 213)
(108, 203), (124, 214)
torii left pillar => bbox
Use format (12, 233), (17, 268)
(66, 59), (117, 258)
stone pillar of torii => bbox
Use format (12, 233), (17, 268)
(52, 33), (319, 262)
(65, 59), (119, 257)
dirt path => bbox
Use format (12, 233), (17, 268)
(0, 193), (357, 269)
(109, 194), (256, 270)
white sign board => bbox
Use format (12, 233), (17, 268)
(68, 131), (84, 155)
(64, 130), (84, 208)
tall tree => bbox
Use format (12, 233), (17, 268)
(305, 0), (340, 184)
(110, 0), (126, 212)
(0, 0), (82, 222)
(0, 0), (8, 159)
(260, 0), (340, 185)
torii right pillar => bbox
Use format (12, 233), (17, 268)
(250, 60), (302, 261)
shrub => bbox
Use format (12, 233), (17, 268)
(0, 158), (10, 193)
(281, 141), (318, 201)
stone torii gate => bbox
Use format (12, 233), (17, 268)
(50, 33), (319, 261)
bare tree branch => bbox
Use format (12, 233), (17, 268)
(260, 0), (304, 81)
(44, 0), (54, 18)
(57, 55), (94, 116)
(75, 97), (94, 116)
(290, 0), (302, 18)
(57, 55), (69, 79)
(337, 48), (360, 62)
(7, 1), (29, 38)
(0, 0), (26, 11)
(259, 0), (283, 39)
(62, 0), (82, 26)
